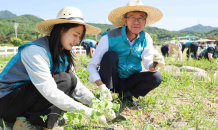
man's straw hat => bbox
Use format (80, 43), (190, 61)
(108, 0), (163, 27)
(36, 6), (101, 35)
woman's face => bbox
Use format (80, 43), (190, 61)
(60, 25), (84, 50)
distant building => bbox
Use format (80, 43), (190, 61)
(207, 37), (217, 40)
(177, 35), (199, 41)
(196, 39), (216, 47)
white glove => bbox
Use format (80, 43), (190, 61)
(105, 109), (116, 120)
(85, 108), (107, 125)
(153, 52), (165, 69)
(98, 84), (113, 101)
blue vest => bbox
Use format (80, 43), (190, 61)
(106, 25), (148, 78)
(83, 39), (97, 48)
(183, 41), (194, 48)
(213, 46), (218, 58)
(199, 45), (217, 57)
(0, 37), (68, 98)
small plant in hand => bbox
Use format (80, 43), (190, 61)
(40, 96), (120, 129)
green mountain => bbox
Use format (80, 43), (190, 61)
(179, 24), (218, 33)
(0, 13), (217, 44)
(0, 14), (44, 42)
(0, 10), (17, 18)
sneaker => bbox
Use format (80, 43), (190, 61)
(13, 117), (40, 130)
(122, 96), (141, 108)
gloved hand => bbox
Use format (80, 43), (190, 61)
(90, 97), (116, 120)
(153, 52), (165, 69)
(85, 107), (107, 125)
(105, 109), (116, 120)
(98, 84), (113, 101)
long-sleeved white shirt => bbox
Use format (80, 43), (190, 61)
(87, 32), (155, 84)
(21, 45), (89, 112)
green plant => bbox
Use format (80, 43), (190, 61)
(10, 37), (22, 46)
(40, 96), (120, 129)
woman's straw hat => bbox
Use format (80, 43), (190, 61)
(36, 6), (101, 35)
(108, 0), (163, 27)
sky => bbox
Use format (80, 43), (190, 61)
(1, 0), (218, 31)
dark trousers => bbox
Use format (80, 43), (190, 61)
(82, 42), (90, 56)
(99, 51), (162, 98)
(161, 45), (169, 57)
(187, 42), (199, 59)
(182, 43), (191, 53)
(0, 72), (77, 129)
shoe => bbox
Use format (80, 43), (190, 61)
(118, 91), (141, 108)
(39, 120), (59, 130)
(13, 117), (40, 130)
(122, 96), (141, 108)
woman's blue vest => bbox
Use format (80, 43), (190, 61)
(0, 37), (68, 98)
(106, 25), (148, 78)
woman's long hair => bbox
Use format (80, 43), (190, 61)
(49, 23), (86, 75)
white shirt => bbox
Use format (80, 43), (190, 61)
(87, 32), (155, 84)
(21, 45), (88, 112)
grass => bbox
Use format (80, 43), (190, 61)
(0, 51), (218, 130)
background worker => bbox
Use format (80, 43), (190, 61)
(182, 41), (199, 59)
(161, 44), (169, 57)
(168, 38), (182, 61)
(82, 39), (97, 58)
(198, 43), (218, 62)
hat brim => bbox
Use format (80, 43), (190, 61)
(108, 5), (163, 27)
(36, 19), (101, 35)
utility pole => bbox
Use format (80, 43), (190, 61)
(14, 23), (19, 39)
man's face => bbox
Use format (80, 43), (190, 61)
(123, 11), (147, 34)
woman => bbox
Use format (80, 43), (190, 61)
(0, 6), (115, 130)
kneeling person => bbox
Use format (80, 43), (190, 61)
(199, 44), (218, 62)
(82, 39), (97, 58)
(87, 0), (164, 107)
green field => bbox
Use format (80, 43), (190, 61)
(0, 51), (217, 130)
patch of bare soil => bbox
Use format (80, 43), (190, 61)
(202, 98), (218, 108)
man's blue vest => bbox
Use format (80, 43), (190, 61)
(106, 25), (148, 78)
(0, 37), (68, 98)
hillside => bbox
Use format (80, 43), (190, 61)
(0, 15), (44, 42)
(179, 24), (218, 33)
(0, 13), (217, 43)
(0, 10), (17, 18)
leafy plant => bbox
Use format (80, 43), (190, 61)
(40, 96), (120, 129)
(10, 37), (22, 46)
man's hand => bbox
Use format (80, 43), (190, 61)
(98, 84), (113, 101)
(153, 52), (165, 69)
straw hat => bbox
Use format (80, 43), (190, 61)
(108, 0), (163, 27)
(36, 6), (101, 35)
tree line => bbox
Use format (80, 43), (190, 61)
(0, 15), (217, 46)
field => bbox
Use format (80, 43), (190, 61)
(0, 49), (218, 130)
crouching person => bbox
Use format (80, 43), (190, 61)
(87, 0), (164, 108)
(0, 7), (115, 130)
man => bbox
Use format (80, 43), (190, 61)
(182, 41), (199, 59)
(81, 39), (97, 58)
(168, 38), (182, 61)
(199, 43), (218, 62)
(87, 0), (164, 107)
